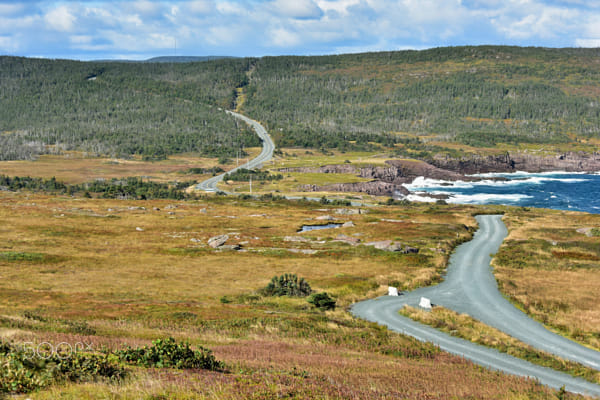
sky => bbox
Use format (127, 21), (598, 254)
(1, 0), (600, 60)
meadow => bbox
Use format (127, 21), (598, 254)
(1, 150), (598, 398)
(0, 187), (571, 399)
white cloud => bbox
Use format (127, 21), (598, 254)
(269, 27), (302, 47)
(270, 0), (324, 19)
(45, 5), (77, 32)
(3, 0), (600, 60)
(187, 0), (215, 14)
(0, 3), (25, 16)
(0, 35), (19, 52)
(131, 0), (162, 16)
(575, 38), (600, 47)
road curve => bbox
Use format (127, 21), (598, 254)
(352, 215), (600, 397)
(196, 110), (275, 192)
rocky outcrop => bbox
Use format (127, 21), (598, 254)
(288, 151), (600, 197)
(301, 181), (409, 197)
(281, 159), (466, 184)
(430, 152), (600, 174)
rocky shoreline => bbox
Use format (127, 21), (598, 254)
(287, 151), (600, 197)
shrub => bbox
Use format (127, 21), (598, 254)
(0, 342), (125, 395)
(307, 292), (336, 311)
(117, 338), (224, 371)
(262, 274), (312, 297)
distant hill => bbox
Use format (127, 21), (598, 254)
(0, 56), (258, 160)
(92, 56), (236, 63)
(144, 56), (236, 63)
(2, 46), (600, 161)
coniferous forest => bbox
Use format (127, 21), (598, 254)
(2, 46), (600, 160)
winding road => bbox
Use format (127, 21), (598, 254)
(352, 215), (600, 397)
(195, 110), (275, 193)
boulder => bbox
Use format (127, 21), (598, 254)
(219, 244), (241, 251)
(402, 246), (419, 254)
(208, 234), (229, 248)
(316, 215), (335, 221)
(388, 287), (399, 296)
(333, 234), (361, 245)
(342, 221), (355, 228)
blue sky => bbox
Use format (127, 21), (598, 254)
(1, 0), (600, 60)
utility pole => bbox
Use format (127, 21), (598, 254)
(249, 175), (252, 194)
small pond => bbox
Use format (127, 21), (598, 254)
(298, 223), (342, 232)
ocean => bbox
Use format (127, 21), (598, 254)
(402, 171), (600, 214)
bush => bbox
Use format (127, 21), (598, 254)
(117, 338), (224, 371)
(262, 274), (312, 297)
(0, 342), (125, 395)
(307, 292), (336, 311)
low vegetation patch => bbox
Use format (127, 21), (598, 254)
(261, 273), (312, 297)
(307, 292), (336, 311)
(0, 341), (125, 395)
(224, 168), (283, 182)
(117, 338), (225, 371)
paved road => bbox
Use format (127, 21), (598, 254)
(352, 215), (600, 397)
(196, 110), (275, 193)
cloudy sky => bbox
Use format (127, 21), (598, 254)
(1, 0), (599, 60)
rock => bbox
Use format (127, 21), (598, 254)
(190, 238), (201, 243)
(388, 287), (399, 296)
(364, 240), (414, 252)
(284, 236), (310, 242)
(365, 240), (393, 250)
(316, 215), (335, 221)
(335, 208), (365, 215)
(219, 244), (241, 251)
(402, 246), (419, 254)
(301, 181), (409, 197)
(153, 207), (160, 211)
(576, 227), (594, 237)
(208, 234), (229, 248)
(165, 204), (178, 209)
(333, 234), (361, 245)
(387, 243), (405, 252)
(200, 208), (207, 213)
(342, 221), (355, 228)
(430, 151), (600, 174)
(135, 227), (144, 232)
(287, 248), (318, 255)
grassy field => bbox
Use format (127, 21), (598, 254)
(495, 209), (600, 351)
(1, 151), (599, 398)
(0, 188), (575, 399)
(400, 306), (600, 384)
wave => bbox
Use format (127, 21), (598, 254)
(405, 193), (439, 203)
(445, 193), (533, 205)
(470, 171), (589, 178)
(403, 175), (587, 191)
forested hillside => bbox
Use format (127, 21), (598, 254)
(243, 46), (600, 150)
(2, 46), (600, 161)
(0, 56), (259, 160)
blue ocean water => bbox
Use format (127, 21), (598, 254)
(402, 171), (600, 214)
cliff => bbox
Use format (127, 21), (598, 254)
(430, 152), (600, 174)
